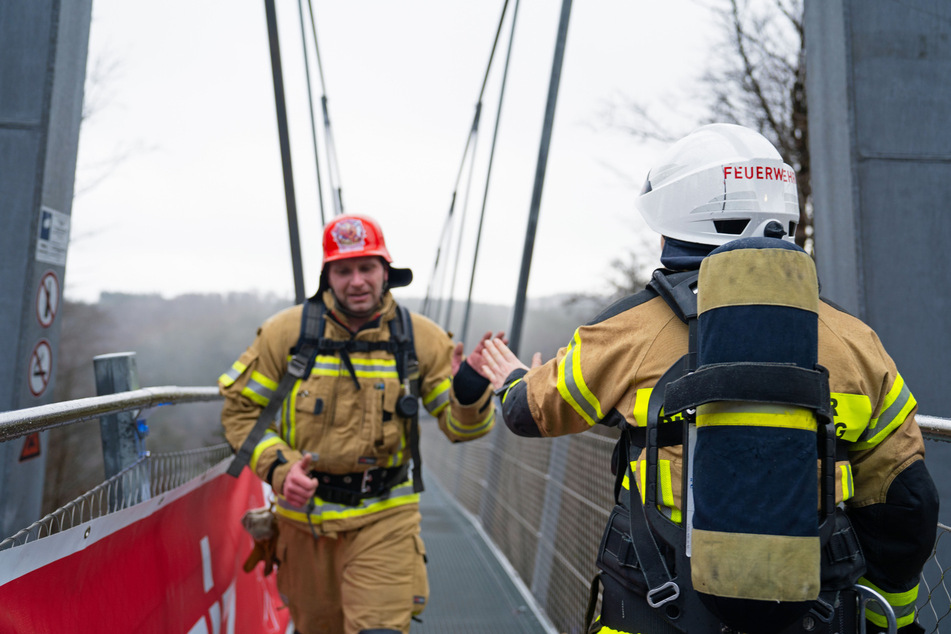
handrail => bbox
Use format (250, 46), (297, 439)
(0, 386), (222, 442)
(918, 415), (951, 443)
(1, 387), (947, 443)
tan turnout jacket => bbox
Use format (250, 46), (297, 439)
(220, 291), (494, 533)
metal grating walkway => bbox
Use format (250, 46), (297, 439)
(414, 471), (556, 634)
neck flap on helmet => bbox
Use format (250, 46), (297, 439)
(660, 237), (717, 271)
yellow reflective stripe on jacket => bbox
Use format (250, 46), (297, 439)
(839, 462), (854, 501)
(280, 378), (303, 448)
(501, 378), (523, 404)
(218, 361), (246, 387)
(241, 371), (278, 407)
(307, 354), (399, 379)
(384, 432), (407, 467)
(624, 459), (680, 523)
(855, 374), (916, 450)
(830, 392), (872, 441)
(557, 329), (604, 426)
(860, 577), (918, 629)
(274, 480), (419, 524)
(590, 619), (635, 634)
(423, 378), (451, 415)
(250, 431), (284, 472)
(632, 388), (652, 428)
(657, 459), (680, 523)
(447, 408), (495, 438)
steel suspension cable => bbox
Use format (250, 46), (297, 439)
(421, 0), (511, 321)
(460, 0), (522, 344)
(510, 0), (573, 356)
(263, 0), (305, 304)
(305, 0), (345, 216)
(296, 0), (327, 226)
(422, 106), (481, 321)
(421, 202), (455, 317)
(442, 119), (482, 329)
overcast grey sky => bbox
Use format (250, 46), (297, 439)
(67, 0), (715, 308)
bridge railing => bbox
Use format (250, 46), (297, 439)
(423, 413), (951, 634)
(2, 376), (948, 632)
(0, 381), (226, 551)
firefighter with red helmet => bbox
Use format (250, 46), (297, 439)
(220, 214), (498, 634)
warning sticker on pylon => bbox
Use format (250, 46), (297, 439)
(35, 270), (60, 328)
(20, 433), (41, 461)
(28, 339), (52, 397)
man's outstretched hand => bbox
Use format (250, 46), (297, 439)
(477, 338), (542, 391)
(452, 331), (507, 375)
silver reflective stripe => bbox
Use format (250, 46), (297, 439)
(447, 409), (494, 436)
(560, 338), (600, 424)
(424, 390), (450, 415)
(245, 377), (275, 404)
(220, 365), (242, 386)
(312, 359), (340, 373)
(876, 381), (912, 430)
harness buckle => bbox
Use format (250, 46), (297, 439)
(646, 581), (680, 608)
(287, 355), (309, 378)
(361, 469), (373, 494)
(810, 595), (836, 624)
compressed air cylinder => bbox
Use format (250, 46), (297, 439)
(689, 238), (821, 630)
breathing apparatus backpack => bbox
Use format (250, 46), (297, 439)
(588, 236), (865, 634)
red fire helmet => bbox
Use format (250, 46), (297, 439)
(319, 214), (412, 290)
(322, 214), (393, 266)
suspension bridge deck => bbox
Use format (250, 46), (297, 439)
(417, 470), (555, 634)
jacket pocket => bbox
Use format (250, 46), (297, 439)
(411, 533), (429, 616)
(376, 380), (403, 455)
(288, 375), (334, 462)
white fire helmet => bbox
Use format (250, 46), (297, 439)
(636, 123), (800, 245)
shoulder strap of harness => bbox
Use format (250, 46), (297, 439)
(226, 297), (326, 477)
(388, 305), (424, 494)
(607, 269), (700, 609)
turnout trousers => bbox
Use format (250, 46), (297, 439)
(275, 506), (429, 634)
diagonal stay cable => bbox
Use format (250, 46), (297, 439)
(296, 0), (327, 226)
(442, 114), (482, 329)
(305, 0), (344, 216)
(422, 0), (511, 320)
(461, 0), (522, 344)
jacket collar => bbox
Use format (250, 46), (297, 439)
(320, 289), (396, 334)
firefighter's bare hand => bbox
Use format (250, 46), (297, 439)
(452, 331), (507, 376)
(530, 351), (543, 369)
(465, 331), (506, 377)
(479, 337), (531, 390)
(283, 454), (318, 508)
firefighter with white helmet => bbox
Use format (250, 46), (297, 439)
(476, 124), (938, 633)
(220, 214), (499, 634)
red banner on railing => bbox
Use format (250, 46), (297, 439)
(0, 464), (290, 634)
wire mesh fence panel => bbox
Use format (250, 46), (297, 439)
(424, 417), (951, 633)
(917, 524), (951, 634)
(1, 443), (231, 551)
(540, 433), (616, 633)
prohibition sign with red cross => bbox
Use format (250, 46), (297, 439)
(35, 270), (60, 328)
(29, 339), (52, 397)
